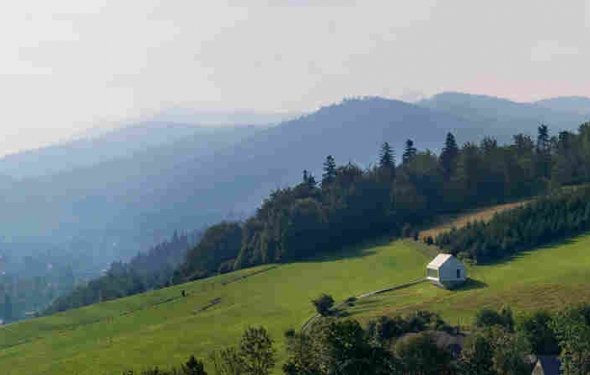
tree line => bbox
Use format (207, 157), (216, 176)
(119, 303), (590, 375)
(435, 185), (590, 262)
(174, 122), (590, 282)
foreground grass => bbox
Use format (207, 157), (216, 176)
(0, 240), (429, 375)
(347, 233), (590, 326)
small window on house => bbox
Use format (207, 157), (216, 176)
(456, 269), (461, 279)
(427, 268), (438, 278)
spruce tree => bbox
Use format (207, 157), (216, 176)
(536, 124), (551, 179)
(322, 155), (337, 186)
(402, 139), (417, 164)
(440, 132), (458, 179)
(536, 124), (550, 154)
(379, 142), (395, 169)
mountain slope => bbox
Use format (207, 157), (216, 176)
(0, 122), (261, 179)
(534, 96), (590, 116)
(0, 98), (473, 266)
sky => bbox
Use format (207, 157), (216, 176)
(1, 0), (589, 155)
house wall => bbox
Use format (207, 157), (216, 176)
(439, 258), (466, 282)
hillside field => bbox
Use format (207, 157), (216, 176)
(2, 231), (590, 374)
(0, 240), (429, 375)
(347, 234), (590, 325)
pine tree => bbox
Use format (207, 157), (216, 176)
(536, 124), (550, 154)
(379, 142), (395, 169)
(402, 139), (417, 164)
(536, 124), (551, 179)
(440, 132), (459, 179)
(378, 142), (395, 181)
(322, 155), (337, 186)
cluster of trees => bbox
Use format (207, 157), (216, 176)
(285, 307), (528, 375)
(471, 304), (590, 375)
(175, 122), (590, 282)
(435, 185), (590, 262)
(45, 231), (199, 314)
(119, 303), (590, 375)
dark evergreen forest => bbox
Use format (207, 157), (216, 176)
(174, 122), (590, 281)
(435, 185), (590, 262)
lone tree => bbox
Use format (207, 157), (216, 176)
(312, 293), (334, 317)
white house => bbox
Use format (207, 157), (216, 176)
(426, 254), (466, 289)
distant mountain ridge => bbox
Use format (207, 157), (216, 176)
(0, 122), (262, 179)
(533, 96), (590, 115)
(417, 92), (590, 142)
(0, 93), (588, 275)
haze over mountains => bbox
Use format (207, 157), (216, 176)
(0, 92), (588, 277)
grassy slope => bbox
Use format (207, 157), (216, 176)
(347, 234), (590, 326)
(2, 199), (589, 374)
(0, 240), (429, 375)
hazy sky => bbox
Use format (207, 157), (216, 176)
(1, 0), (589, 155)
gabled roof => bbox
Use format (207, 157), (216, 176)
(427, 253), (454, 269)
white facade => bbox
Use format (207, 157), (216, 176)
(426, 254), (466, 289)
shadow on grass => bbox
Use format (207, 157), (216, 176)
(454, 278), (488, 291)
(294, 236), (395, 264)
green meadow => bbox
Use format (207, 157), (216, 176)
(2, 232), (590, 374)
(347, 234), (590, 325)
(0, 240), (429, 375)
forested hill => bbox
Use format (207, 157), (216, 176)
(172, 121), (590, 285)
(0, 95), (587, 276)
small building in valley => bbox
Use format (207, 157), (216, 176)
(426, 254), (466, 289)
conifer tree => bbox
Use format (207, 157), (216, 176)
(322, 155), (337, 186)
(536, 124), (551, 179)
(402, 139), (417, 164)
(379, 142), (395, 169)
(440, 132), (459, 179)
